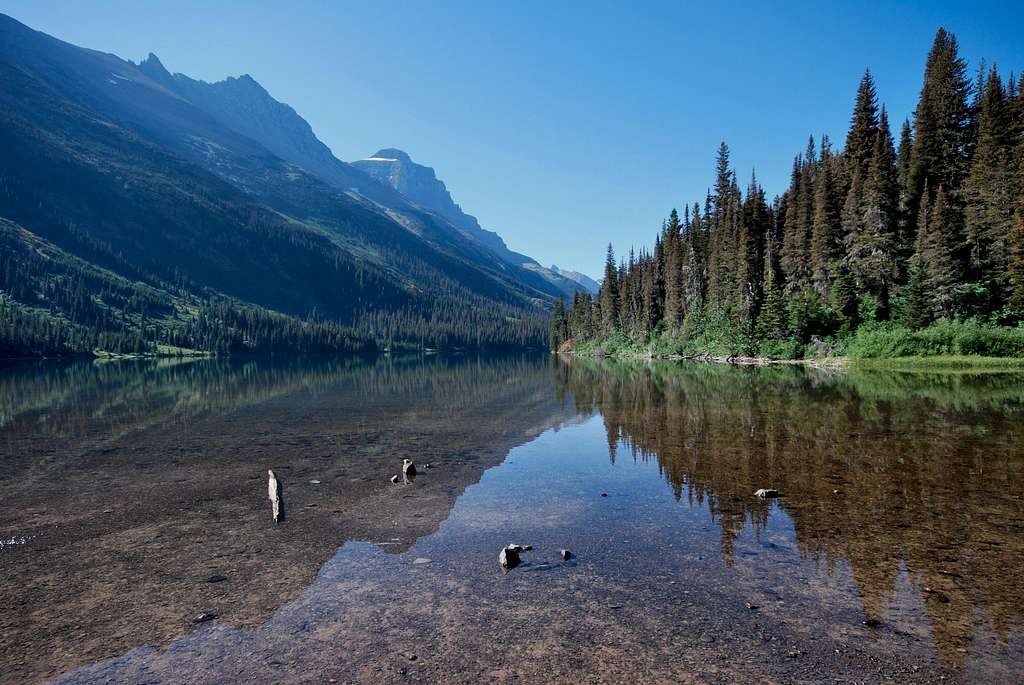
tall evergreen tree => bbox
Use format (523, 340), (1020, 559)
(599, 244), (619, 337)
(848, 108), (899, 309)
(906, 28), (973, 227)
(917, 184), (961, 318)
(663, 209), (683, 333)
(964, 65), (1016, 310)
(811, 138), (842, 290)
(845, 69), (881, 183)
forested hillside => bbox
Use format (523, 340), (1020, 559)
(0, 14), (550, 357)
(553, 29), (1024, 359)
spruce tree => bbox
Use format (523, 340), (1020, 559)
(736, 173), (768, 327)
(1009, 120), (1024, 317)
(917, 184), (961, 318)
(848, 108), (899, 307)
(780, 157), (805, 288)
(906, 28), (973, 227)
(845, 70), (881, 183)
(902, 254), (933, 329)
(811, 139), (841, 290)
(964, 65), (1015, 310)
(549, 299), (568, 350)
(663, 209), (683, 333)
(599, 244), (619, 337)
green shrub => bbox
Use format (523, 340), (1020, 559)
(846, 320), (1024, 358)
(759, 338), (806, 360)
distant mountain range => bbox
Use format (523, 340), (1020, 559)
(354, 150), (598, 295)
(0, 13), (594, 357)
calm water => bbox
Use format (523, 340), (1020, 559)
(1, 354), (1022, 683)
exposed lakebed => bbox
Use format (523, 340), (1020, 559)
(1, 354), (1022, 683)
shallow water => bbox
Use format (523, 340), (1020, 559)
(1, 354), (1022, 683)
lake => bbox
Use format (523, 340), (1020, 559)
(2, 354), (1022, 683)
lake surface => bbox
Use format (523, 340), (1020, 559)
(2, 354), (1023, 683)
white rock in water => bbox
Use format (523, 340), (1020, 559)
(267, 469), (283, 524)
(754, 488), (781, 498)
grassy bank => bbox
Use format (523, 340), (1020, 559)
(565, 320), (1024, 369)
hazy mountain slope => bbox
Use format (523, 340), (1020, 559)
(132, 53), (580, 301)
(550, 265), (600, 294)
(355, 149), (595, 296)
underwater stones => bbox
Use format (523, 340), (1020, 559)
(754, 488), (781, 498)
(499, 545), (521, 572)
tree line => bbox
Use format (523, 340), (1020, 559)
(552, 29), (1024, 357)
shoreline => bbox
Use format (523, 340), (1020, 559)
(560, 350), (1024, 370)
(558, 350), (849, 368)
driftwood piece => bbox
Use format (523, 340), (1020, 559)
(268, 469), (284, 523)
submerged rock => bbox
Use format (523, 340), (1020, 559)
(267, 469), (284, 523)
(560, 549), (572, 561)
(754, 488), (781, 499)
(499, 545), (521, 572)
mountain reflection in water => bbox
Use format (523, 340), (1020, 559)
(1, 354), (1022, 683)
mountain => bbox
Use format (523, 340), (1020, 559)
(354, 149), (595, 297)
(550, 265), (600, 294)
(0, 13), (552, 356)
(134, 56), (590, 301)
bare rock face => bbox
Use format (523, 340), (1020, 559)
(754, 488), (781, 499)
(267, 469), (284, 523)
(499, 545), (521, 572)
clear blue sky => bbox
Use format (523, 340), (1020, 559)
(3, 1), (1022, 278)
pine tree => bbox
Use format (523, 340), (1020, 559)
(780, 156), (805, 288)
(1009, 120), (1024, 317)
(903, 253), (933, 329)
(706, 143), (736, 313)
(663, 209), (683, 333)
(811, 138), (841, 290)
(599, 244), (619, 337)
(845, 69), (881, 183)
(757, 214), (788, 341)
(735, 172), (768, 327)
(964, 65), (1015, 310)
(549, 299), (568, 350)
(848, 108), (899, 307)
(896, 118), (914, 197)
(906, 28), (973, 227)
(917, 184), (961, 318)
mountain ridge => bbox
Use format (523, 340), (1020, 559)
(0, 12), (551, 355)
